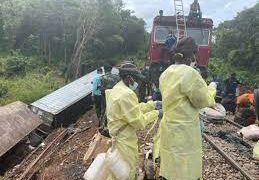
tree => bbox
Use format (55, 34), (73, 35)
(211, 3), (259, 86)
(0, 0), (147, 79)
(69, 0), (100, 79)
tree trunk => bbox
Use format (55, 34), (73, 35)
(48, 40), (51, 64)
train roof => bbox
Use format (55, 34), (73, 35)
(31, 69), (98, 115)
(31, 68), (119, 116)
(153, 16), (213, 28)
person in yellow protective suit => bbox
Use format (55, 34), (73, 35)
(105, 63), (162, 179)
(157, 37), (216, 180)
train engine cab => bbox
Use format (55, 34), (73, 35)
(148, 15), (213, 85)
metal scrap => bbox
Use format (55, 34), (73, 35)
(0, 101), (42, 157)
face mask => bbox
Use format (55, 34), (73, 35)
(129, 82), (138, 91)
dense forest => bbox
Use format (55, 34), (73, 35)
(0, 0), (147, 105)
(0, 0), (258, 105)
(210, 3), (259, 87)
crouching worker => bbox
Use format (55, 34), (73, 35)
(157, 37), (216, 180)
(105, 63), (163, 179)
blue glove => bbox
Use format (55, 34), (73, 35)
(155, 101), (162, 110)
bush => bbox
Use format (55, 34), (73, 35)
(209, 57), (259, 87)
(0, 52), (64, 105)
(0, 72), (63, 105)
(4, 56), (27, 77)
(0, 84), (8, 98)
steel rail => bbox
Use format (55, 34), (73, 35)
(225, 118), (244, 129)
(203, 133), (255, 180)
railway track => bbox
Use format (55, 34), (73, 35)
(203, 118), (259, 180)
(203, 139), (243, 180)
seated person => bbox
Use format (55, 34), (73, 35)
(189, 0), (202, 19)
(234, 92), (256, 126)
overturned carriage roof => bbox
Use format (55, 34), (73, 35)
(30, 69), (99, 115)
(0, 101), (42, 157)
(31, 67), (119, 117)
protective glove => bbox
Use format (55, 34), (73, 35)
(158, 109), (163, 119)
(155, 101), (162, 110)
(209, 82), (217, 89)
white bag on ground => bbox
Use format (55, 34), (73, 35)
(84, 148), (130, 180)
(105, 148), (130, 180)
(84, 124), (130, 180)
(83, 153), (109, 180)
(238, 125), (259, 140)
(200, 103), (226, 122)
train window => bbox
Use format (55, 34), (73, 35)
(187, 28), (209, 45)
(154, 26), (176, 43)
(154, 26), (209, 45)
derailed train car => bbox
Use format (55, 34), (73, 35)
(0, 68), (104, 162)
(30, 69), (100, 127)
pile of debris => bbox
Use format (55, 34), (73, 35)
(3, 111), (98, 180)
(0, 102), (43, 175)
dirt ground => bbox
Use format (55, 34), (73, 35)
(35, 113), (158, 180)
(35, 112), (99, 180)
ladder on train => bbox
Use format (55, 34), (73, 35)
(174, 0), (187, 41)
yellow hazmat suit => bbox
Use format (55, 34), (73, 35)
(106, 81), (159, 179)
(158, 64), (216, 180)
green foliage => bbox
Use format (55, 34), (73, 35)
(0, 53), (64, 105)
(0, 71), (63, 105)
(0, 84), (8, 98)
(4, 56), (27, 76)
(212, 3), (259, 87)
(0, 52), (44, 77)
(0, 0), (147, 78)
(209, 58), (259, 88)
(0, 0), (147, 104)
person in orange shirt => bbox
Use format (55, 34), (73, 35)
(235, 91), (256, 126)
